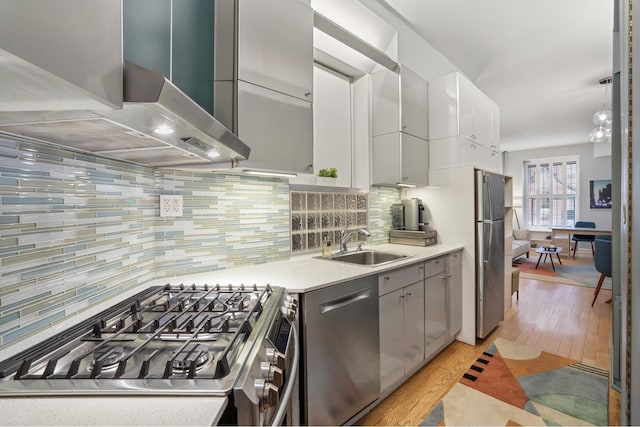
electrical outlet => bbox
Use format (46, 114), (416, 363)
(160, 195), (183, 217)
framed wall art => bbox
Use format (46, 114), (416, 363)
(590, 179), (612, 209)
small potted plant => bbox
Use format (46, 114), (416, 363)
(317, 167), (338, 185)
(318, 167), (338, 178)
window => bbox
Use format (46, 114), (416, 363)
(524, 157), (578, 228)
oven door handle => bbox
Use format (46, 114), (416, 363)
(271, 319), (299, 427)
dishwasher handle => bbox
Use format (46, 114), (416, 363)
(319, 289), (372, 314)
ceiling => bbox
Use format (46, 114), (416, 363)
(381, 0), (614, 152)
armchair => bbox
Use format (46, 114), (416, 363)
(592, 235), (612, 307)
(512, 229), (531, 260)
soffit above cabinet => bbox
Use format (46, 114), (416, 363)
(310, 0), (397, 57)
(313, 12), (398, 77)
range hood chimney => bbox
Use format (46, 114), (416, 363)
(0, 0), (250, 167)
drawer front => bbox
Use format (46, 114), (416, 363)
(378, 262), (424, 296)
(424, 256), (446, 278)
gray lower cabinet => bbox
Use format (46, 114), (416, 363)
(379, 251), (464, 394)
(379, 262), (425, 392)
(424, 257), (448, 359)
(447, 250), (463, 339)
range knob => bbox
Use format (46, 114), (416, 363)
(266, 348), (286, 370)
(261, 362), (284, 387)
(254, 378), (279, 410)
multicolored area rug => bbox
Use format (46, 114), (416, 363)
(514, 256), (611, 290)
(420, 338), (609, 426)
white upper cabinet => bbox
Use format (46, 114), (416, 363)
(429, 136), (502, 174)
(401, 66), (429, 140)
(214, 0), (314, 174)
(373, 132), (429, 186)
(371, 64), (429, 186)
(428, 72), (498, 149)
(490, 101), (500, 150)
(237, 0), (313, 102)
(372, 65), (428, 140)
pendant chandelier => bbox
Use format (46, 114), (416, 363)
(590, 76), (612, 143)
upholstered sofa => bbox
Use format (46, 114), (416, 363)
(512, 229), (531, 259)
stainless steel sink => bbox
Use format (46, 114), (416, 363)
(316, 250), (409, 266)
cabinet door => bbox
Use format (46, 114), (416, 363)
(425, 274), (447, 359)
(457, 137), (479, 168)
(427, 73), (458, 140)
(372, 133), (401, 185)
(237, 0), (313, 102)
(490, 101), (500, 150)
(403, 281), (425, 374)
(472, 88), (493, 146)
(488, 148), (502, 174)
(124, 0), (214, 114)
(172, 0), (215, 114)
(123, 0), (171, 78)
(401, 133), (429, 186)
(379, 288), (405, 392)
(237, 80), (313, 173)
(371, 68), (400, 137)
(448, 251), (463, 338)
(400, 66), (428, 140)
(457, 75), (474, 139)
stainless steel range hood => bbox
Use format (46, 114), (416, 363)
(0, 0), (250, 167)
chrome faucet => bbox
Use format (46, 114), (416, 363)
(339, 228), (371, 253)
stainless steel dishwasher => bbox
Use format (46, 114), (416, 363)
(301, 275), (379, 426)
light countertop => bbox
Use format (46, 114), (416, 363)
(146, 243), (464, 293)
(0, 243), (463, 361)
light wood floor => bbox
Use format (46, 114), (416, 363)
(358, 252), (620, 426)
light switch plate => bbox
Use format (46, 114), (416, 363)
(160, 195), (183, 217)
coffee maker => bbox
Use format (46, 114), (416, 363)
(390, 198), (437, 246)
(392, 198), (425, 231)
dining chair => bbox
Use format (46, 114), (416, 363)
(572, 221), (596, 258)
(592, 235), (612, 307)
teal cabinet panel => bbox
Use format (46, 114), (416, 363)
(123, 0), (171, 78)
(123, 0), (214, 114)
(172, 0), (214, 113)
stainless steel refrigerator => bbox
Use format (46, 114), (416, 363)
(475, 170), (505, 338)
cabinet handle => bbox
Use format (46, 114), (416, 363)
(304, 92), (312, 97)
(406, 292), (412, 297)
(384, 276), (390, 281)
(418, 265), (424, 270)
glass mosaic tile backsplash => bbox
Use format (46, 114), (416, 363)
(0, 135), (400, 349)
(0, 136), (290, 348)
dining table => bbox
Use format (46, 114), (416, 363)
(550, 226), (612, 258)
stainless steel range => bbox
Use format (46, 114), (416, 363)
(0, 283), (298, 426)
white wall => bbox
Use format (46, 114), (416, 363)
(417, 166), (477, 345)
(502, 142), (612, 230)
